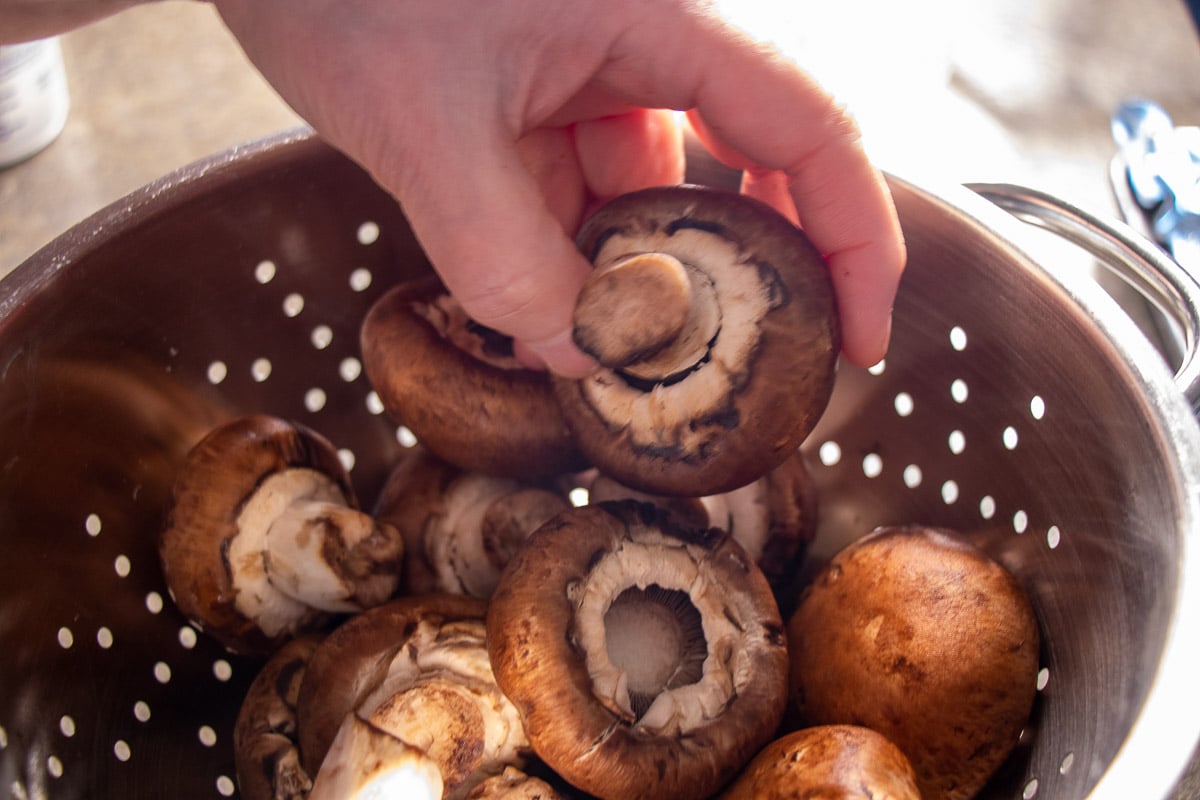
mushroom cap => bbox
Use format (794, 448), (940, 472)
(718, 725), (922, 800)
(486, 500), (788, 800)
(159, 414), (356, 654)
(361, 275), (587, 479)
(296, 593), (527, 798)
(233, 634), (324, 800)
(787, 525), (1041, 800)
(554, 185), (840, 497)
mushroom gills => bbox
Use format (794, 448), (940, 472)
(229, 468), (402, 637)
(603, 584), (707, 719)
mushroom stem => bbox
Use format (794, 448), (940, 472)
(231, 467), (404, 632)
(573, 251), (720, 381)
(265, 499), (404, 612)
(309, 714), (444, 800)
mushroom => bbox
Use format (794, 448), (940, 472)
(374, 445), (572, 598)
(553, 185), (840, 497)
(361, 275), (587, 479)
(486, 500), (788, 800)
(297, 594), (530, 800)
(465, 766), (565, 799)
(159, 414), (405, 653)
(233, 634), (324, 800)
(718, 725), (922, 800)
(587, 447), (818, 594)
(308, 714), (445, 800)
(787, 525), (1041, 800)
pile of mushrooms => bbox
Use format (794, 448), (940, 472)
(157, 185), (1043, 800)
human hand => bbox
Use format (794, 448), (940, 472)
(212, 0), (905, 375)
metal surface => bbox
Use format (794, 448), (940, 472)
(2, 130), (1200, 799)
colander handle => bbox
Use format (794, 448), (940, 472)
(968, 182), (1200, 412)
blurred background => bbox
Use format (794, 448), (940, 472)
(2, 0), (1199, 279)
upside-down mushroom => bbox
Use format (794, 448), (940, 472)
(554, 185), (840, 497)
(718, 725), (922, 800)
(233, 634), (324, 800)
(360, 275), (587, 479)
(159, 415), (405, 654)
(787, 525), (1041, 800)
(374, 446), (571, 598)
(587, 447), (818, 594)
(486, 500), (788, 800)
(297, 594), (530, 800)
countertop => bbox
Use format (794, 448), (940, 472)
(2, 0), (1199, 280)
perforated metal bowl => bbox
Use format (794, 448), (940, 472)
(2, 129), (1200, 800)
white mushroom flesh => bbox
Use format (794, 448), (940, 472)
(229, 468), (390, 636)
(309, 713), (444, 800)
(354, 617), (528, 795)
(578, 228), (776, 453)
(426, 474), (522, 597)
(701, 479), (770, 562)
(567, 528), (745, 737)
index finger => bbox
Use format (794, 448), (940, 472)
(599, 9), (906, 367)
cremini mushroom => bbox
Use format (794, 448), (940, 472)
(297, 594), (529, 800)
(718, 725), (922, 800)
(587, 448), (818, 594)
(787, 525), (1041, 800)
(159, 414), (405, 653)
(233, 634), (323, 800)
(554, 185), (840, 497)
(361, 275), (586, 479)
(486, 500), (788, 800)
(308, 714), (444, 800)
(374, 445), (572, 598)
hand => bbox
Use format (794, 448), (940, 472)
(212, 0), (905, 374)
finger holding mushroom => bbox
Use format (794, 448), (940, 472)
(159, 415), (405, 654)
(718, 725), (922, 800)
(787, 525), (1041, 800)
(587, 447), (818, 595)
(234, 634), (324, 800)
(361, 275), (587, 479)
(486, 500), (789, 800)
(554, 185), (840, 497)
(375, 446), (572, 599)
(297, 594), (530, 800)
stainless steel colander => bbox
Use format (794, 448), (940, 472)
(2, 129), (1200, 800)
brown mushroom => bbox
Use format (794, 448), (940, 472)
(233, 634), (324, 800)
(159, 415), (405, 654)
(361, 275), (587, 479)
(787, 525), (1041, 800)
(718, 725), (922, 800)
(587, 447), (818, 594)
(486, 500), (788, 800)
(553, 185), (840, 497)
(374, 446), (572, 598)
(297, 594), (530, 800)
(308, 714), (445, 800)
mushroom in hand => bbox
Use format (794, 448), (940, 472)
(787, 525), (1041, 800)
(374, 445), (571, 598)
(297, 594), (529, 800)
(554, 185), (840, 497)
(361, 275), (586, 479)
(719, 725), (921, 799)
(159, 415), (405, 654)
(486, 500), (788, 800)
